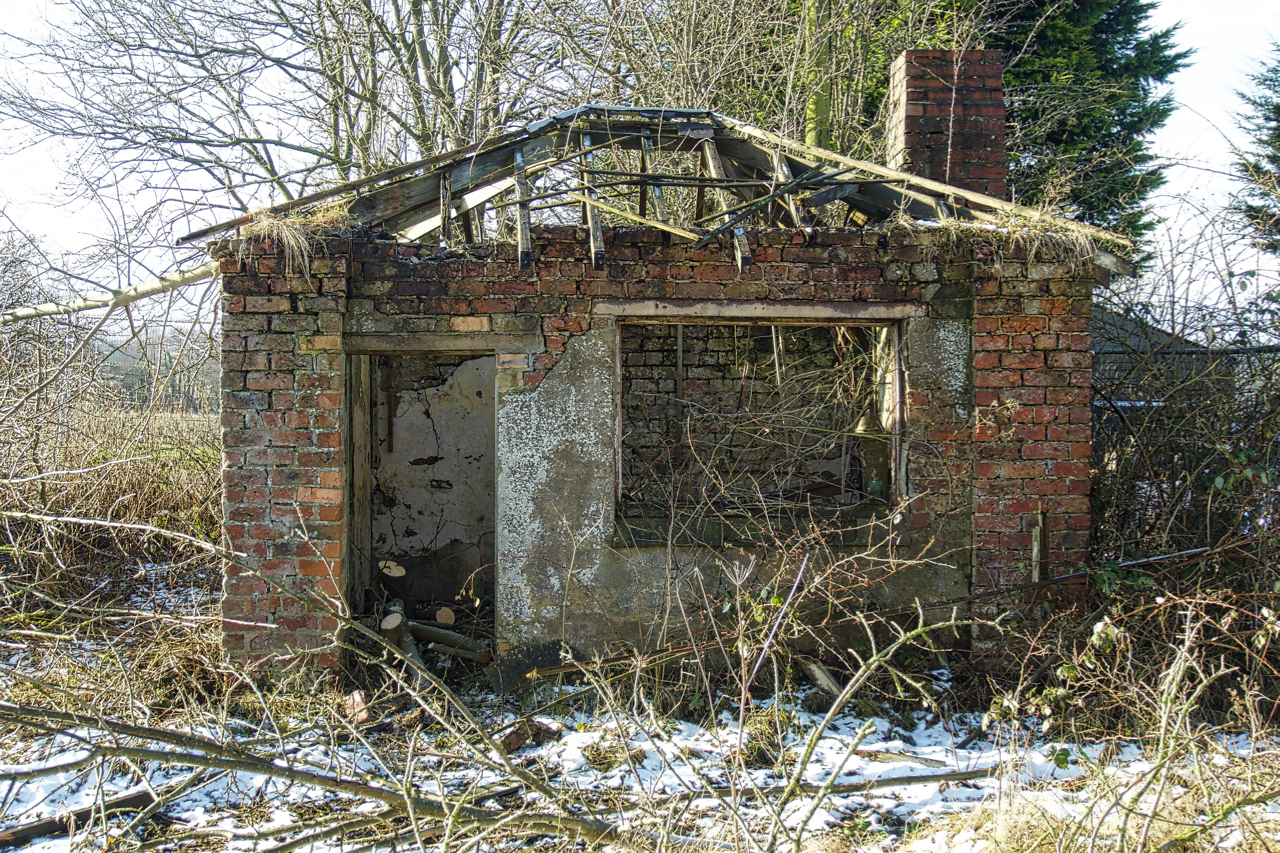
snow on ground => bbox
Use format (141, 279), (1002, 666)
(3, 681), (1274, 852)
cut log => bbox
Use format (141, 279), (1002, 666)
(434, 607), (456, 625)
(378, 563), (415, 619)
(399, 631), (430, 691)
(428, 642), (494, 665)
(405, 621), (487, 653)
(388, 600), (430, 690)
(379, 611), (404, 648)
(0, 775), (198, 846)
(798, 660), (843, 697)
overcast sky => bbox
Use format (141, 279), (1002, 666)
(0, 0), (1277, 262)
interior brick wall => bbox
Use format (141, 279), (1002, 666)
(619, 324), (849, 504)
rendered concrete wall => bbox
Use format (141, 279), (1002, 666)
(494, 323), (619, 653)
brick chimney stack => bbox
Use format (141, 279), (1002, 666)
(886, 49), (1007, 200)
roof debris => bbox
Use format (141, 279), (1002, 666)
(179, 106), (1133, 275)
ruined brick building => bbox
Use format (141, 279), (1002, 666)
(192, 50), (1134, 668)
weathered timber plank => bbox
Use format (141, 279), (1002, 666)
(581, 134), (606, 271)
(349, 133), (565, 225)
(716, 113), (1132, 248)
(564, 192), (699, 241)
(641, 133), (671, 223)
(514, 147), (534, 271)
(393, 178), (516, 241)
(347, 354), (373, 613)
(344, 333), (545, 354)
(591, 300), (927, 322)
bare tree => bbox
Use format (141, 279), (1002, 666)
(544, 0), (1028, 159)
(1, 0), (566, 223)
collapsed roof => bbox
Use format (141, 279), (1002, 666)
(179, 105), (1134, 276)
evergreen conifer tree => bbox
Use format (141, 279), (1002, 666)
(1234, 44), (1280, 253)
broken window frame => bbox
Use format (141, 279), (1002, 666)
(611, 318), (905, 520)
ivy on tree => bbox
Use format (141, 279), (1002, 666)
(1234, 44), (1280, 254)
(990, 0), (1190, 240)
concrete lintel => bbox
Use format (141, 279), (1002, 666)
(343, 332), (545, 354)
(591, 299), (926, 324)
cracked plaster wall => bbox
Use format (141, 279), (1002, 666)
(372, 354), (495, 602)
(494, 324), (628, 655)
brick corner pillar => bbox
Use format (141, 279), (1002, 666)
(968, 258), (1094, 660)
(887, 49), (1007, 200)
(219, 246), (351, 670)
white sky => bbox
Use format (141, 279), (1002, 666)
(1145, 0), (1279, 215)
(0, 0), (1277, 266)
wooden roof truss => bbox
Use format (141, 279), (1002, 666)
(180, 106), (1134, 275)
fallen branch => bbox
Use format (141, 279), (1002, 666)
(0, 261), (220, 324)
(0, 774), (198, 846)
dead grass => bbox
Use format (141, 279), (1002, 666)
(238, 200), (356, 278)
(905, 776), (1280, 853)
(887, 213), (1102, 276)
(1, 402), (220, 593)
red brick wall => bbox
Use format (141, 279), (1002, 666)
(219, 225), (1092, 666)
(219, 248), (350, 668)
(887, 49), (1007, 200)
(968, 254), (1092, 655)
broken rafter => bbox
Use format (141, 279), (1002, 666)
(642, 132), (670, 224)
(173, 104), (1134, 279)
(701, 140), (752, 271)
(564, 192), (700, 242)
(580, 133), (607, 271)
(714, 113), (1134, 250)
(439, 172), (453, 246)
(692, 165), (843, 248)
(173, 131), (531, 245)
(396, 178), (515, 242)
(513, 147), (534, 271)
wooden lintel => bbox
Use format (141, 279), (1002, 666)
(591, 299), (927, 323)
(344, 332), (545, 354)
(702, 141), (752, 271)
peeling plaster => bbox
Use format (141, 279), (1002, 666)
(494, 326), (617, 648)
